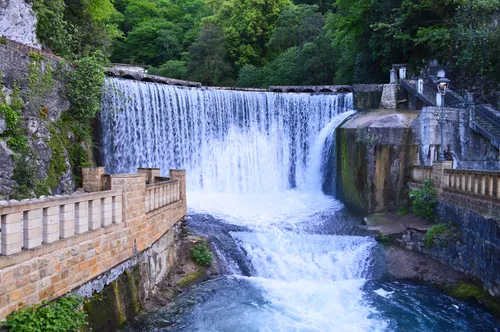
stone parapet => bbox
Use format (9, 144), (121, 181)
(0, 168), (186, 320)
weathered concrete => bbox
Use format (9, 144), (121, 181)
(336, 111), (419, 213)
(352, 84), (383, 110)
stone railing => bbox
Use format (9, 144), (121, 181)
(0, 167), (186, 319)
(444, 169), (500, 199)
(145, 181), (180, 213)
(409, 161), (500, 218)
(411, 165), (433, 183)
(0, 191), (122, 256)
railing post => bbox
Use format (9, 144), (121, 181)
(82, 167), (106, 192)
(23, 209), (42, 249)
(488, 175), (494, 197)
(431, 161), (453, 192)
(101, 197), (113, 227)
(75, 202), (89, 234)
(138, 168), (161, 184)
(497, 175), (500, 199)
(112, 195), (123, 223)
(59, 203), (75, 239)
(1, 213), (22, 255)
(170, 169), (186, 201)
(43, 206), (60, 244)
(88, 199), (101, 230)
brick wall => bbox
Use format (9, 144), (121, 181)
(0, 169), (186, 319)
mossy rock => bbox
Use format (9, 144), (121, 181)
(447, 282), (500, 316)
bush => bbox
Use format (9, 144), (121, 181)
(397, 206), (409, 217)
(409, 180), (437, 221)
(190, 243), (213, 266)
(425, 222), (456, 248)
(3, 295), (88, 332)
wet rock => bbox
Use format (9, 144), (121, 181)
(0, 117), (6, 134)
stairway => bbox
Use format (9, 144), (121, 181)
(470, 105), (500, 149)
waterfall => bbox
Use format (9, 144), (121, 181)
(101, 77), (353, 193)
(100, 78), (388, 330)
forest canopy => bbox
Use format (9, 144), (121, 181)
(30, 0), (500, 102)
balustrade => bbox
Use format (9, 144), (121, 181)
(411, 166), (433, 182)
(0, 191), (122, 256)
(445, 169), (500, 198)
(145, 180), (181, 213)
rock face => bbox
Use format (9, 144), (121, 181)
(0, 0), (41, 48)
(0, 38), (75, 199)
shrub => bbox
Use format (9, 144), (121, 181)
(3, 295), (88, 332)
(190, 243), (213, 266)
(397, 206), (409, 217)
(409, 180), (437, 221)
(425, 222), (456, 248)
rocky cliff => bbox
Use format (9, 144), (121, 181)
(0, 40), (92, 199)
(0, 0), (40, 48)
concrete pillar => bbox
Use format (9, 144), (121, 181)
(399, 66), (407, 80)
(431, 160), (453, 192)
(101, 197), (113, 227)
(88, 199), (101, 230)
(1, 212), (22, 255)
(43, 206), (60, 244)
(112, 195), (123, 223)
(59, 203), (75, 239)
(75, 202), (89, 234)
(82, 167), (106, 192)
(23, 209), (42, 249)
(390, 69), (397, 84)
(110, 173), (146, 237)
(417, 79), (424, 94)
(170, 169), (186, 202)
(138, 168), (161, 184)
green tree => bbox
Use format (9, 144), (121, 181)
(113, 19), (183, 66)
(268, 5), (324, 52)
(149, 60), (188, 79)
(187, 23), (233, 85)
(207, 0), (293, 68)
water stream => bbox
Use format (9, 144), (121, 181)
(102, 78), (499, 331)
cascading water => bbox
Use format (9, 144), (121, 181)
(103, 78), (499, 331)
(101, 78), (352, 193)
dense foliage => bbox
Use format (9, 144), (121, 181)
(30, 0), (500, 100)
(3, 295), (88, 332)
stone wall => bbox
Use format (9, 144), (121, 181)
(79, 221), (183, 331)
(411, 106), (499, 170)
(398, 194), (500, 297)
(0, 169), (187, 320)
(351, 84), (383, 110)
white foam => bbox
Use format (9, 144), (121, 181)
(374, 288), (395, 298)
